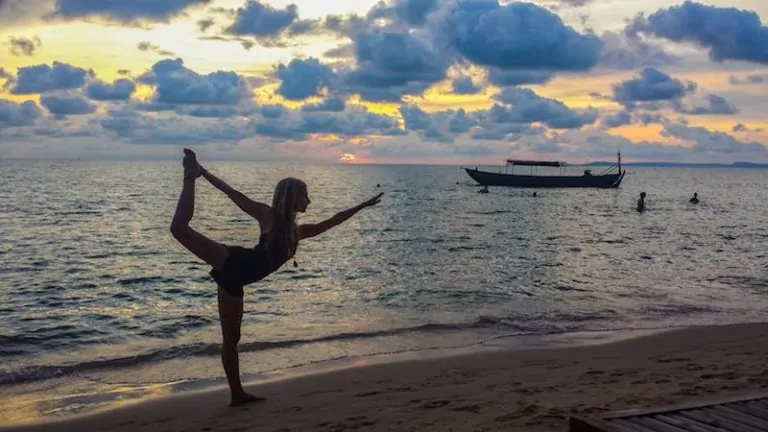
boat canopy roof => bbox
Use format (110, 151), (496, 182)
(506, 159), (567, 167)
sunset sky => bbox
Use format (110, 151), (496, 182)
(1, 0), (768, 164)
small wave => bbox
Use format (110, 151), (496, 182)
(0, 315), (586, 386)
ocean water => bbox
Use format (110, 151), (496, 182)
(2, 160), (768, 422)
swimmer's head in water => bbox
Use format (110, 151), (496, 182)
(640, 192), (646, 198)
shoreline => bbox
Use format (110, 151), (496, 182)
(0, 326), (669, 427)
(7, 322), (768, 431)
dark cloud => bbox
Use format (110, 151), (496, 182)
(250, 105), (403, 141)
(732, 123), (764, 133)
(0, 99), (42, 126)
(301, 97), (346, 112)
(324, 44), (355, 59)
(662, 122), (767, 154)
(487, 69), (554, 87)
(8, 61), (90, 94)
(99, 107), (253, 144)
(138, 58), (252, 105)
(51, 0), (211, 24)
(181, 105), (240, 118)
(672, 94), (739, 115)
(598, 31), (677, 70)
(197, 18), (215, 32)
(399, 104), (432, 130)
(342, 30), (447, 102)
(7, 36), (41, 56)
(0, 68), (11, 79)
(491, 87), (598, 129)
(627, 1), (768, 65)
(392, 0), (439, 26)
(448, 109), (475, 133)
(601, 110), (632, 128)
(401, 0), (439, 25)
(137, 41), (175, 56)
(225, 0), (298, 38)
(451, 77), (482, 94)
(612, 68), (692, 107)
(0, 0), (49, 28)
(117, 69), (132, 76)
(260, 104), (287, 118)
(729, 74), (767, 85)
(40, 93), (97, 116)
(443, 0), (602, 71)
(276, 58), (335, 100)
(85, 78), (136, 100)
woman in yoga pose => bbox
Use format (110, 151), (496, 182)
(170, 149), (383, 406)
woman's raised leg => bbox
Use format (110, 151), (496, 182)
(170, 150), (229, 270)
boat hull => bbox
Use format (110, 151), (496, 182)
(464, 168), (625, 188)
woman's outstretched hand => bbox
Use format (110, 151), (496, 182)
(361, 192), (384, 208)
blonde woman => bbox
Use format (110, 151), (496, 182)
(170, 149), (383, 406)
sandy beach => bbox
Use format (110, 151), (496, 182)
(4, 322), (768, 432)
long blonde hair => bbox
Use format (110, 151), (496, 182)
(265, 177), (305, 263)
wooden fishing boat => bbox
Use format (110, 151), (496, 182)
(463, 153), (625, 188)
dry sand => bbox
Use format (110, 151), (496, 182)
(6, 322), (768, 432)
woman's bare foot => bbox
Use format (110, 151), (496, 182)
(182, 149), (203, 179)
(229, 392), (267, 407)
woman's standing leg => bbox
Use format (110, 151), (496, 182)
(218, 286), (266, 406)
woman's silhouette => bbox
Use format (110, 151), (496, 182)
(170, 149), (383, 406)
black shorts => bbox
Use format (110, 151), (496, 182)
(210, 245), (270, 298)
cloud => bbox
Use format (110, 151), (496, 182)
(85, 78), (136, 101)
(99, 107), (253, 144)
(276, 58), (336, 101)
(225, 0), (298, 38)
(729, 74), (767, 85)
(491, 87), (598, 129)
(197, 18), (215, 32)
(301, 97), (346, 112)
(7, 61), (90, 94)
(443, 0), (603, 71)
(0, 99), (42, 126)
(178, 105), (241, 118)
(51, 0), (211, 24)
(733, 123), (764, 133)
(451, 77), (482, 94)
(138, 58), (252, 105)
(673, 94), (739, 115)
(40, 93), (97, 116)
(662, 122), (767, 153)
(7, 36), (42, 56)
(598, 31), (677, 70)
(0, 68), (11, 80)
(137, 41), (175, 56)
(627, 1), (768, 65)
(260, 104), (287, 118)
(251, 104), (404, 140)
(612, 68), (692, 107)
(370, 0), (440, 26)
(0, 0), (49, 28)
(601, 110), (632, 128)
(487, 69), (554, 87)
(342, 30), (447, 101)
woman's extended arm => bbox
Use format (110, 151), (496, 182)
(201, 169), (271, 225)
(299, 193), (383, 240)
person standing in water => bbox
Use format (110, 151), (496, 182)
(637, 192), (646, 212)
(689, 192), (699, 204)
(170, 149), (383, 407)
